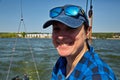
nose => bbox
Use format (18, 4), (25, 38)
(57, 30), (67, 40)
(57, 34), (68, 44)
(58, 35), (64, 40)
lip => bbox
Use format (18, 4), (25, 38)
(58, 44), (68, 47)
(56, 42), (74, 56)
(59, 42), (74, 47)
(57, 44), (70, 52)
(56, 39), (74, 45)
(56, 42), (73, 52)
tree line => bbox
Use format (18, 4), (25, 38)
(0, 32), (120, 39)
(0, 33), (16, 38)
(92, 33), (120, 39)
(0, 32), (26, 38)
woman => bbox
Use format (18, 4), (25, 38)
(43, 4), (117, 80)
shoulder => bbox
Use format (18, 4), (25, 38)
(82, 46), (117, 80)
(83, 74), (117, 80)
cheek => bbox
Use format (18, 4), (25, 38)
(75, 32), (86, 46)
(52, 33), (57, 46)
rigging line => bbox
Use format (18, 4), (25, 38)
(88, 0), (93, 44)
(86, 0), (88, 14)
(20, 0), (23, 19)
(20, 0), (40, 79)
(6, 0), (23, 79)
(90, 0), (92, 7)
(88, 0), (93, 18)
(26, 38), (41, 80)
(6, 0), (40, 79)
(22, 18), (41, 80)
(6, 20), (22, 80)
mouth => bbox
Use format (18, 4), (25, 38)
(56, 40), (74, 46)
(57, 43), (70, 53)
(56, 40), (75, 56)
(58, 44), (68, 48)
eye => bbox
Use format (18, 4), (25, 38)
(67, 27), (77, 32)
(53, 27), (60, 32)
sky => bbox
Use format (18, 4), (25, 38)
(0, 0), (120, 33)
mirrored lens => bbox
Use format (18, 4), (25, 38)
(65, 6), (79, 16)
(50, 7), (62, 18)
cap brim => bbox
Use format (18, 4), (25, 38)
(43, 15), (85, 29)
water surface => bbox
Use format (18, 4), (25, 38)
(0, 38), (120, 80)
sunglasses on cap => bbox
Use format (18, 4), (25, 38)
(50, 5), (87, 19)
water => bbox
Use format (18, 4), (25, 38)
(0, 38), (120, 80)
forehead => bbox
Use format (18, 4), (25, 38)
(52, 21), (84, 29)
(52, 22), (74, 30)
(52, 21), (65, 26)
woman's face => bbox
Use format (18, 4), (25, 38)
(52, 22), (88, 57)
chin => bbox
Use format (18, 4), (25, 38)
(58, 50), (71, 57)
(59, 54), (70, 57)
(56, 45), (73, 56)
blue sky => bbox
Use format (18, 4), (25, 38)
(0, 0), (120, 33)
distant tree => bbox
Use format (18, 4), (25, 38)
(21, 32), (26, 38)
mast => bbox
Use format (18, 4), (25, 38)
(6, 0), (40, 80)
(88, 0), (93, 44)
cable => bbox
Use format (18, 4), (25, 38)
(6, 0), (40, 79)
(86, 0), (88, 14)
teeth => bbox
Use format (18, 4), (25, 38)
(63, 44), (67, 46)
(56, 40), (72, 46)
(59, 44), (68, 47)
(61, 44), (65, 46)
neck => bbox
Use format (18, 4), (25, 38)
(66, 43), (88, 78)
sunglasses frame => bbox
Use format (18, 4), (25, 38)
(50, 5), (86, 18)
(49, 5), (89, 25)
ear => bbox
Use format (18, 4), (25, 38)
(86, 26), (92, 39)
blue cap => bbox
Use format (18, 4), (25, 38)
(43, 6), (89, 28)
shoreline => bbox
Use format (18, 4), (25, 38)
(0, 32), (120, 39)
(106, 38), (120, 40)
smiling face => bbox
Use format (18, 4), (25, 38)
(52, 22), (88, 57)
